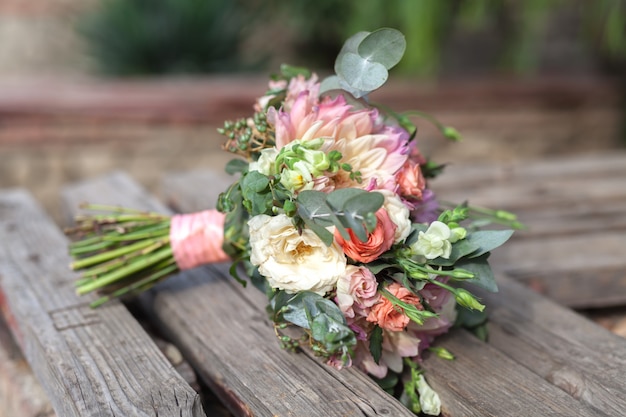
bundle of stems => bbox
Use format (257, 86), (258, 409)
(66, 204), (178, 307)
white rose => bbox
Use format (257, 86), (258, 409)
(248, 214), (347, 295)
(378, 189), (411, 244)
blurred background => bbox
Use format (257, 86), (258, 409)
(0, 0), (624, 223)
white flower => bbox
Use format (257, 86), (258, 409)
(249, 147), (279, 175)
(412, 221), (452, 259)
(280, 160), (315, 192)
(378, 189), (411, 244)
(417, 374), (441, 416)
(248, 214), (347, 294)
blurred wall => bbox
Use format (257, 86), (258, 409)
(0, 0), (96, 77)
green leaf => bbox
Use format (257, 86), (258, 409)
(338, 31), (370, 55)
(281, 292), (356, 355)
(336, 52), (388, 94)
(297, 191), (336, 227)
(366, 261), (397, 275)
(280, 63), (311, 79)
(242, 170), (270, 193)
(328, 189), (384, 242)
(240, 171), (274, 216)
(456, 254), (498, 293)
(357, 28), (406, 70)
(467, 230), (515, 258)
(371, 372), (399, 394)
(333, 28), (406, 97)
(369, 326), (383, 364)
(454, 304), (488, 328)
(276, 292), (309, 328)
(224, 158), (248, 175)
(428, 237), (481, 266)
(296, 190), (343, 245)
(319, 75), (342, 95)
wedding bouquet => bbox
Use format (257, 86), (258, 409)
(67, 28), (521, 415)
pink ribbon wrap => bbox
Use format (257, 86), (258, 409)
(169, 209), (230, 270)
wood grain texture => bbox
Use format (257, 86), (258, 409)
(62, 172), (415, 417)
(0, 315), (56, 417)
(0, 189), (205, 417)
(160, 170), (617, 416)
(432, 152), (626, 308)
(472, 277), (626, 416)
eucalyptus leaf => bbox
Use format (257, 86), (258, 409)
(337, 31), (370, 56)
(343, 191), (384, 216)
(335, 52), (389, 93)
(327, 189), (384, 242)
(277, 291), (311, 329)
(297, 190), (336, 227)
(319, 75), (342, 95)
(297, 190), (345, 244)
(357, 28), (406, 70)
(288, 292), (356, 353)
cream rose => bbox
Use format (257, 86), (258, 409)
(248, 214), (347, 294)
(378, 189), (411, 244)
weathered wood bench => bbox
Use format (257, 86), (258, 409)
(0, 151), (625, 416)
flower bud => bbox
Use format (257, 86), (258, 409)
(449, 226), (467, 243)
(416, 374), (441, 416)
(454, 288), (485, 312)
(451, 268), (474, 279)
(428, 346), (455, 361)
(442, 126), (461, 142)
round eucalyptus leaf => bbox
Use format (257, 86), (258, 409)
(338, 31), (370, 55)
(357, 28), (406, 70)
(319, 75), (341, 95)
(335, 52), (388, 93)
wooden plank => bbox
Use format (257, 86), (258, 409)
(432, 152), (626, 308)
(61, 172), (416, 417)
(0, 189), (205, 417)
(158, 169), (608, 417)
(0, 315), (56, 417)
(470, 277), (626, 416)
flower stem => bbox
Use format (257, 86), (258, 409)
(89, 261), (179, 308)
(70, 237), (170, 270)
(76, 246), (174, 295)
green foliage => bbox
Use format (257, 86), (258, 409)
(369, 325), (383, 364)
(78, 0), (249, 75)
(297, 189), (384, 245)
(273, 291), (357, 363)
(326, 28), (406, 98)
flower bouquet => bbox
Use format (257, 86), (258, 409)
(66, 28), (521, 415)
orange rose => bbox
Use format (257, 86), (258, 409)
(334, 208), (396, 263)
(396, 160), (426, 200)
(367, 283), (423, 332)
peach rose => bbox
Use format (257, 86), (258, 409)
(396, 159), (426, 200)
(334, 208), (396, 263)
(367, 282), (423, 332)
